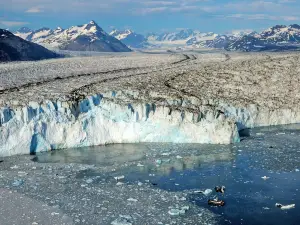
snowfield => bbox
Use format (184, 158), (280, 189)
(1, 51), (300, 156)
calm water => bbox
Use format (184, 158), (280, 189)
(33, 124), (300, 225)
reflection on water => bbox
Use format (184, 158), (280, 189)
(32, 144), (148, 166)
(33, 124), (300, 225)
(33, 142), (237, 175)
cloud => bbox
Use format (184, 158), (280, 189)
(281, 16), (300, 21)
(0, 20), (29, 26)
(26, 7), (43, 13)
(230, 29), (254, 34)
(225, 13), (299, 21)
(143, 1), (177, 6)
(224, 1), (283, 13)
(138, 7), (168, 15)
(278, 0), (296, 3)
(2, 0), (212, 14)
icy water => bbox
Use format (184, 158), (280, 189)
(33, 124), (300, 225)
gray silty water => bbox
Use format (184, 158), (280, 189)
(31, 124), (300, 224)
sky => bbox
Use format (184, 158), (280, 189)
(1, 0), (300, 34)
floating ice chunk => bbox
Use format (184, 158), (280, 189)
(194, 189), (213, 196)
(116, 182), (124, 186)
(18, 171), (28, 176)
(137, 182), (143, 186)
(275, 203), (295, 210)
(86, 178), (93, 184)
(162, 159), (171, 163)
(137, 163), (144, 167)
(168, 209), (182, 216)
(127, 198), (138, 202)
(114, 175), (125, 181)
(111, 215), (132, 225)
(181, 206), (189, 211)
(168, 206), (189, 216)
(12, 179), (24, 187)
(295, 169), (299, 172)
(263, 207), (270, 210)
(261, 176), (270, 180)
(10, 165), (19, 169)
(161, 152), (171, 156)
(156, 159), (162, 165)
(203, 189), (213, 195)
(176, 155), (183, 159)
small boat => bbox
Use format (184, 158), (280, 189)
(208, 199), (225, 206)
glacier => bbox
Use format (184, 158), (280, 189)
(2, 89), (300, 157)
(0, 92), (240, 156)
(1, 52), (300, 157)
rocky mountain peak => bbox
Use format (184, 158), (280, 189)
(17, 27), (33, 33)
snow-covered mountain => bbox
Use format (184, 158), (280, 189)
(110, 29), (148, 48)
(15, 21), (131, 52)
(14, 27), (33, 40)
(14, 23), (300, 52)
(190, 35), (234, 49)
(225, 24), (300, 51)
(146, 29), (219, 48)
(0, 29), (59, 62)
(152, 29), (199, 42)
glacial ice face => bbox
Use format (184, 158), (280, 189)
(0, 93), (239, 156)
(221, 103), (300, 130)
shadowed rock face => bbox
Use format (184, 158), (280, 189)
(1, 52), (300, 156)
(0, 29), (59, 62)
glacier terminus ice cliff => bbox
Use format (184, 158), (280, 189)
(1, 52), (300, 156)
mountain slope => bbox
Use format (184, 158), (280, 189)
(15, 21), (132, 52)
(110, 29), (148, 48)
(0, 29), (59, 62)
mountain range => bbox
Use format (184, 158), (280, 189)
(15, 21), (131, 52)
(13, 22), (300, 52)
(0, 29), (59, 62)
